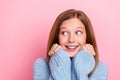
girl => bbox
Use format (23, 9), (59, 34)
(33, 9), (108, 80)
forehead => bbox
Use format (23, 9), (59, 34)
(60, 18), (85, 29)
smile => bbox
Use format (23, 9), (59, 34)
(65, 45), (79, 50)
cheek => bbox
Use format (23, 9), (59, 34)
(59, 36), (67, 45)
(77, 36), (86, 44)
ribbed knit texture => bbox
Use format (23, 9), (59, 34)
(72, 49), (95, 80)
(33, 58), (50, 80)
(49, 49), (71, 80)
(33, 49), (108, 80)
(89, 61), (108, 80)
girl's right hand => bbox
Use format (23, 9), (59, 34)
(48, 43), (62, 56)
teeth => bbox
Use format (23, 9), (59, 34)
(68, 46), (76, 49)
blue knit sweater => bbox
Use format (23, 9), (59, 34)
(33, 49), (108, 80)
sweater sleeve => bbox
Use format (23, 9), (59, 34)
(89, 61), (108, 80)
(33, 58), (50, 80)
(72, 49), (95, 80)
(49, 49), (71, 80)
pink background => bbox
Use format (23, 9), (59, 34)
(0, 0), (120, 80)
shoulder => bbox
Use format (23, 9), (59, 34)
(90, 61), (108, 78)
(96, 61), (108, 73)
(33, 58), (50, 80)
(34, 58), (49, 70)
(34, 58), (48, 66)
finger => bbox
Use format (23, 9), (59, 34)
(86, 44), (92, 53)
(49, 44), (60, 56)
(89, 44), (96, 56)
(54, 45), (62, 52)
(50, 44), (58, 51)
(49, 49), (58, 56)
(48, 51), (54, 56)
(48, 44), (57, 56)
(83, 44), (88, 51)
(87, 44), (96, 56)
(83, 44), (95, 56)
(52, 44), (59, 52)
(50, 44), (58, 53)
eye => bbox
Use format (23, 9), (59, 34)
(76, 31), (82, 35)
(61, 31), (68, 36)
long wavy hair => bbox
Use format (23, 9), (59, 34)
(47, 9), (99, 77)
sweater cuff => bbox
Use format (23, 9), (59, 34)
(49, 49), (71, 80)
(72, 49), (95, 75)
(50, 49), (71, 66)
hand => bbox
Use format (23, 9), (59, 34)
(48, 43), (62, 56)
(83, 44), (96, 56)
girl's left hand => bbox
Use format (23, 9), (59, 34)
(83, 44), (96, 56)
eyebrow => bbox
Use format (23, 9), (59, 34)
(76, 26), (85, 29)
(60, 26), (85, 30)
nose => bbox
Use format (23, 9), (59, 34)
(68, 33), (76, 43)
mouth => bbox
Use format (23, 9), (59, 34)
(65, 45), (79, 52)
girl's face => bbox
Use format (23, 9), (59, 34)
(59, 18), (87, 57)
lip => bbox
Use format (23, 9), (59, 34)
(65, 45), (79, 52)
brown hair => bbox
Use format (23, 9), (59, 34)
(47, 9), (99, 77)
